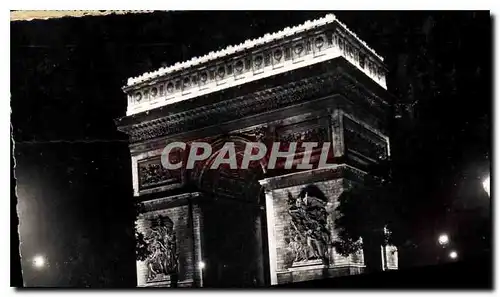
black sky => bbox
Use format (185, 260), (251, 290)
(10, 11), (491, 287)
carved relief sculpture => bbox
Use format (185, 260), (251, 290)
(138, 156), (183, 190)
(144, 216), (179, 282)
(285, 185), (331, 266)
(251, 125), (272, 143)
(139, 163), (173, 187)
(278, 126), (328, 144)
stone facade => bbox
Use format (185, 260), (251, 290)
(123, 14), (386, 117)
(260, 165), (367, 285)
(135, 193), (204, 287)
(115, 14), (395, 287)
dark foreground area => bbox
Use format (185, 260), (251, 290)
(277, 256), (493, 289)
(15, 256), (493, 289)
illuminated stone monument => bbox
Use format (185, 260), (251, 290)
(116, 14), (395, 287)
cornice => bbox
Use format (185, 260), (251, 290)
(117, 66), (388, 144)
(258, 164), (366, 191)
(139, 192), (202, 214)
(122, 14), (388, 116)
(125, 14), (384, 88)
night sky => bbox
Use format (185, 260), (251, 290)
(10, 11), (491, 287)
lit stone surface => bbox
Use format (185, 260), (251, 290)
(123, 14), (387, 116)
(115, 14), (395, 287)
(135, 193), (203, 287)
(260, 165), (369, 285)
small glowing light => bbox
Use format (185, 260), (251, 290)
(449, 251), (458, 259)
(483, 176), (490, 197)
(33, 255), (46, 269)
(438, 234), (449, 245)
(198, 261), (205, 269)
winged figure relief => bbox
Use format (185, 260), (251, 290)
(286, 185), (331, 265)
(144, 218), (179, 282)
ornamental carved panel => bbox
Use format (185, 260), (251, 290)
(277, 126), (329, 143)
(276, 117), (330, 155)
(138, 154), (183, 191)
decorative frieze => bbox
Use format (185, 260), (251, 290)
(124, 75), (380, 144)
(274, 118), (331, 162)
(125, 74), (332, 142)
(123, 15), (387, 116)
(277, 125), (329, 144)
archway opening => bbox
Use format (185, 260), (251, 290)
(190, 135), (269, 287)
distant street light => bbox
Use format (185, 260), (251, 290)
(449, 251), (458, 260)
(483, 175), (490, 197)
(198, 261), (205, 269)
(32, 255), (46, 269)
(438, 234), (449, 246)
(198, 261), (205, 287)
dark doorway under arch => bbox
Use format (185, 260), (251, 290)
(191, 136), (270, 287)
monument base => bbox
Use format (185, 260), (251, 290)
(277, 265), (365, 285)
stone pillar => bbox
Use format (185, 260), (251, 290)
(135, 193), (203, 288)
(264, 189), (278, 285)
(191, 201), (205, 287)
(259, 165), (367, 285)
(254, 211), (265, 286)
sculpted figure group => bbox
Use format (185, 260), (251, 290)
(286, 185), (332, 265)
(144, 217), (179, 282)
